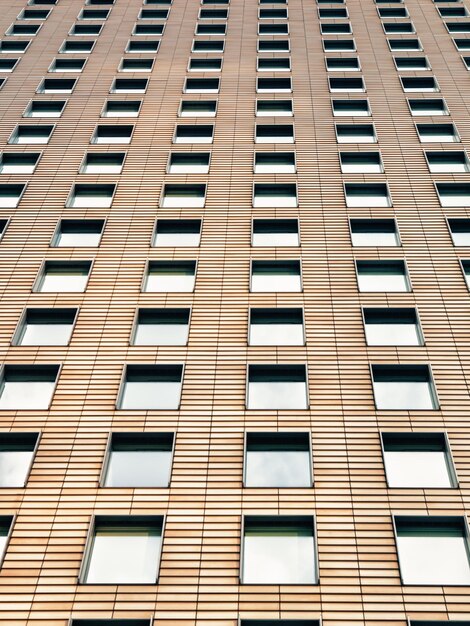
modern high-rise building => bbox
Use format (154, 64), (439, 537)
(0, 0), (470, 623)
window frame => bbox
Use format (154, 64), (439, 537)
(151, 218), (203, 246)
(407, 98), (449, 116)
(48, 57), (87, 73)
(0, 515), (15, 568)
(23, 100), (67, 118)
(12, 307), (79, 346)
(361, 306), (424, 346)
(344, 181), (392, 207)
(0, 182), (27, 207)
(116, 363), (185, 411)
(446, 216), (470, 245)
(400, 75), (439, 92)
(178, 99), (218, 117)
(246, 363), (310, 409)
(166, 151), (211, 174)
(68, 22), (103, 36)
(109, 77), (149, 94)
(331, 98), (371, 116)
(0, 363), (62, 410)
(51, 218), (106, 247)
(0, 433), (40, 488)
(36, 77), (78, 94)
(160, 182), (207, 207)
(387, 37), (423, 51)
(142, 259), (198, 293)
(348, 217), (401, 247)
(65, 182), (117, 208)
(79, 151), (126, 174)
(355, 258), (412, 292)
(59, 39), (96, 54)
(130, 306), (192, 346)
(118, 57), (155, 73)
(6, 22), (43, 36)
(255, 98), (294, 116)
(248, 305), (305, 345)
(0, 217), (10, 240)
(191, 39), (226, 53)
(0, 151), (41, 174)
(370, 363), (440, 411)
(33, 259), (94, 293)
(322, 38), (357, 52)
(250, 258), (302, 292)
(253, 151), (297, 174)
(90, 124), (135, 144)
(100, 100), (142, 118)
(335, 123), (377, 143)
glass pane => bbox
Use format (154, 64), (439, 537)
(250, 323), (304, 346)
(351, 232), (399, 246)
(374, 381), (435, 409)
(40, 273), (88, 292)
(134, 323), (188, 345)
(252, 232), (299, 246)
(120, 381), (181, 409)
(19, 323), (73, 346)
(248, 381), (308, 409)
(56, 232), (102, 247)
(385, 450), (453, 487)
(154, 233), (200, 246)
(85, 527), (161, 583)
(0, 381), (55, 409)
(0, 450), (33, 486)
(251, 275), (301, 292)
(145, 274), (195, 292)
(365, 322), (421, 346)
(105, 450), (172, 487)
(246, 450), (311, 487)
(358, 273), (408, 292)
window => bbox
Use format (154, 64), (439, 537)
(383, 21), (415, 33)
(462, 56), (470, 69)
(394, 516), (470, 584)
(91, 125), (134, 143)
(257, 57), (291, 71)
(102, 100), (141, 117)
(439, 6), (468, 16)
(332, 99), (371, 116)
(416, 122), (460, 143)
(79, 8), (110, 19)
(67, 183), (115, 208)
(252, 218), (299, 246)
(340, 152), (383, 173)
(174, 124), (214, 143)
(110, 78), (148, 93)
(179, 100), (217, 116)
(0, 364), (60, 410)
(80, 515), (164, 584)
(133, 24), (165, 35)
(0, 517), (13, 564)
(251, 259), (301, 291)
(153, 219), (202, 246)
(408, 98), (448, 116)
(0, 432), (39, 487)
(350, 218), (400, 246)
(168, 152), (209, 173)
(0, 40), (31, 53)
(0, 152), (40, 174)
(455, 38), (470, 51)
(102, 432), (174, 487)
(28, 0), (58, 3)
(34, 260), (92, 292)
(139, 8), (169, 18)
(132, 308), (190, 345)
(371, 364), (438, 410)
(49, 58), (86, 72)
(345, 182), (391, 207)
(257, 77), (292, 92)
(247, 364), (308, 409)
(0, 184), (25, 207)
(184, 77), (220, 93)
(436, 182), (470, 206)
(382, 432), (457, 488)
(323, 39), (356, 51)
(363, 307), (423, 346)
(6, 23), (42, 36)
(69, 24), (103, 35)
(259, 7), (288, 18)
(378, 6), (408, 16)
(144, 260), (197, 292)
(0, 58), (18, 72)
(326, 57), (360, 71)
(195, 23), (227, 35)
(0, 219), (8, 240)
(117, 364), (183, 410)
(188, 58), (222, 72)
(87, 0), (115, 4)
(394, 56), (430, 70)
(80, 152), (125, 173)
(446, 21), (470, 33)
(192, 40), (225, 52)
(199, 7), (228, 18)
(242, 516), (317, 583)
(126, 40), (160, 52)
(119, 58), (154, 72)
(257, 39), (290, 51)
(244, 432), (312, 487)
(258, 23), (289, 35)
(461, 259), (470, 287)
(256, 99), (292, 116)
(254, 152), (295, 173)
(37, 78), (77, 93)
(401, 76), (439, 92)
(320, 23), (353, 35)
(24, 101), (66, 117)
(13, 308), (78, 346)
(255, 123), (294, 142)
(9, 124), (54, 144)
(329, 77), (365, 92)
(161, 183), (206, 207)
(18, 8), (50, 19)
(356, 260), (410, 292)
(249, 307), (304, 345)
(253, 183), (297, 207)
(59, 40), (95, 53)
(336, 123), (377, 143)
(447, 218), (470, 244)
(52, 219), (105, 247)
(319, 7), (348, 17)
(388, 38), (422, 51)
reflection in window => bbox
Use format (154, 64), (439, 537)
(13, 307), (77, 346)
(249, 307), (304, 346)
(371, 364), (438, 410)
(0, 364), (60, 410)
(247, 364), (308, 409)
(356, 260), (410, 292)
(251, 260), (301, 292)
(144, 260), (196, 292)
(35, 260), (92, 292)
(118, 364), (183, 410)
(252, 219), (299, 246)
(0, 432), (39, 487)
(133, 308), (190, 346)
(363, 307), (423, 346)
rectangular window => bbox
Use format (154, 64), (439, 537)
(133, 24), (165, 36)
(80, 515), (164, 584)
(132, 308), (190, 345)
(199, 7), (228, 18)
(446, 21), (470, 33)
(18, 8), (51, 19)
(401, 76), (438, 92)
(0, 517), (13, 565)
(461, 259), (470, 288)
(253, 183), (297, 207)
(252, 218), (299, 246)
(247, 364), (308, 409)
(257, 57), (291, 71)
(52, 219), (105, 247)
(34, 260), (92, 292)
(371, 364), (438, 410)
(184, 77), (220, 93)
(80, 152), (125, 173)
(254, 152), (295, 173)
(242, 516), (317, 583)
(257, 77), (292, 92)
(0, 219), (8, 240)
(394, 56), (430, 70)
(255, 123), (294, 142)
(0, 364), (60, 410)
(49, 58), (86, 72)
(0, 432), (39, 487)
(168, 152), (209, 173)
(417, 122), (460, 142)
(13, 307), (78, 346)
(320, 23), (353, 34)
(0, 58), (19, 72)
(153, 219), (202, 246)
(340, 152), (383, 172)
(326, 56), (360, 71)
(245, 432), (312, 487)
(24, 100), (66, 118)
(447, 217), (470, 244)
(174, 124), (214, 143)
(37, 78), (77, 94)
(439, 6), (468, 16)
(9, 124), (54, 144)
(345, 182), (392, 207)
(0, 41), (31, 53)
(79, 8), (110, 18)
(195, 23), (227, 35)
(363, 307), (423, 346)
(161, 183), (206, 207)
(319, 7), (348, 17)
(259, 7), (288, 18)
(6, 23), (42, 35)
(378, 6), (408, 16)
(0, 152), (40, 174)
(350, 218), (399, 246)
(192, 40), (225, 52)
(462, 56), (470, 69)
(251, 259), (301, 291)
(455, 38), (470, 50)
(356, 259), (411, 292)
(67, 183), (115, 208)
(256, 99), (293, 116)
(394, 516), (470, 584)
(249, 307), (304, 345)
(332, 99), (371, 116)
(110, 78), (148, 93)
(382, 432), (457, 488)
(257, 39), (290, 51)
(144, 260), (197, 292)
(426, 150), (469, 172)
(436, 182), (470, 206)
(91, 125), (134, 143)
(0, 183), (25, 207)
(139, 8), (169, 18)
(408, 98), (448, 115)
(69, 23), (103, 35)
(323, 39), (356, 51)
(336, 123), (377, 143)
(179, 100), (217, 116)
(59, 40), (95, 53)
(258, 23), (289, 35)
(388, 38), (422, 50)
(126, 40), (160, 53)
(102, 432), (174, 488)
(119, 58), (154, 72)
(329, 77), (365, 92)
(188, 58), (222, 71)
(383, 21), (415, 33)
(117, 364), (183, 410)
(102, 101), (141, 117)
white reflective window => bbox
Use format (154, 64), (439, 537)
(161, 184), (206, 207)
(102, 100), (141, 117)
(35, 261), (91, 292)
(252, 219), (299, 246)
(174, 125), (213, 144)
(253, 183), (297, 207)
(356, 260), (410, 292)
(118, 364), (183, 410)
(0, 433), (38, 487)
(81, 153), (125, 173)
(255, 124), (294, 143)
(180, 100), (217, 117)
(10, 125), (53, 144)
(0, 518), (13, 562)
(401, 76), (438, 92)
(92, 125), (134, 144)
(371, 364), (438, 410)
(245, 432), (312, 487)
(247, 364), (308, 409)
(110, 78), (148, 93)
(336, 124), (377, 143)
(251, 260), (301, 292)
(24, 101), (65, 117)
(382, 432), (457, 488)
(103, 433), (174, 487)
(0, 184), (25, 207)
(417, 123), (460, 143)
(144, 261), (196, 292)
(0, 364), (59, 410)
(426, 151), (470, 173)
(350, 218), (399, 246)
(52, 219), (104, 247)
(395, 516), (470, 585)
(340, 152), (383, 173)
(409, 99), (448, 116)
(448, 218), (470, 245)
(436, 182), (470, 206)
(184, 77), (220, 93)
(153, 219), (201, 247)
(363, 307), (423, 346)
(345, 183), (392, 207)
(332, 99), (371, 116)
(0, 153), (40, 174)
(254, 152), (295, 173)
(168, 152), (210, 173)
(13, 308), (77, 346)
(256, 100), (293, 116)
(67, 184), (115, 208)
(82, 516), (163, 584)
(242, 516), (317, 584)
(133, 308), (190, 346)
(249, 307), (304, 346)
